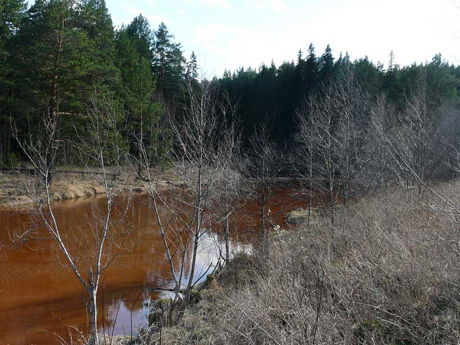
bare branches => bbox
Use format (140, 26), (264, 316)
(296, 69), (371, 224)
(247, 121), (282, 235)
(137, 81), (241, 312)
(13, 90), (131, 345)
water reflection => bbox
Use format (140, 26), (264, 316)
(0, 191), (265, 345)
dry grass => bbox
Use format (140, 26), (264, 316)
(0, 166), (183, 208)
(148, 182), (460, 344)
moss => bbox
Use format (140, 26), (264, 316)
(155, 298), (172, 307)
(285, 208), (309, 225)
(189, 289), (202, 305)
(191, 330), (203, 341)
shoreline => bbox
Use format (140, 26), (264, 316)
(0, 168), (184, 210)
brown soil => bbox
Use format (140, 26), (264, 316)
(0, 167), (183, 209)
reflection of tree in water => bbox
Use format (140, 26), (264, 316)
(0, 190), (293, 343)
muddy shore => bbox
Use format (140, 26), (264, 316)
(0, 168), (183, 209)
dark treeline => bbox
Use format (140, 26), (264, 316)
(216, 48), (460, 148)
(1, 0), (460, 173)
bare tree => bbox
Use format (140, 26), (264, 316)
(296, 70), (371, 224)
(333, 71), (371, 206)
(172, 82), (239, 303)
(295, 102), (318, 225)
(248, 122), (282, 236)
(13, 94), (130, 345)
(137, 81), (240, 311)
(303, 84), (340, 224)
(215, 167), (242, 264)
(372, 72), (447, 194)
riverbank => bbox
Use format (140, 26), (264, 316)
(138, 181), (460, 344)
(0, 167), (184, 209)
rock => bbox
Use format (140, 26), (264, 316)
(285, 208), (311, 225)
(101, 335), (132, 345)
(200, 274), (218, 290)
(148, 298), (172, 326)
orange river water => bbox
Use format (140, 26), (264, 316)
(0, 190), (305, 344)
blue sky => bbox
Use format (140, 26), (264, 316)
(33, 0), (460, 76)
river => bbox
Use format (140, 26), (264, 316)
(0, 190), (304, 344)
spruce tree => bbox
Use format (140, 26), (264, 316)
(152, 22), (185, 103)
(303, 43), (319, 96)
(319, 44), (334, 84)
(9, 0), (120, 165)
(186, 51), (198, 81)
(116, 18), (163, 172)
(126, 14), (153, 62)
(0, 0), (26, 162)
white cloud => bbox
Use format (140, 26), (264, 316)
(271, 0), (287, 12)
(178, 8), (185, 14)
(148, 14), (171, 24)
(183, 0), (231, 7)
(123, 5), (170, 24)
(143, 0), (155, 7)
(200, 0), (231, 7)
(194, 22), (282, 74)
(124, 4), (143, 16)
(253, 0), (287, 12)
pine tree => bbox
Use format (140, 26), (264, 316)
(274, 61), (297, 145)
(0, 0), (27, 162)
(152, 22), (185, 103)
(319, 44), (334, 84)
(0, 0), (26, 55)
(293, 48), (305, 104)
(116, 18), (163, 173)
(8, 0), (121, 165)
(126, 14), (153, 62)
(352, 56), (383, 97)
(382, 51), (403, 108)
(186, 51), (198, 81)
(303, 43), (319, 96)
(77, 0), (119, 86)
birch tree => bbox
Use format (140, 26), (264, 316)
(248, 122), (282, 236)
(137, 81), (239, 311)
(14, 94), (130, 345)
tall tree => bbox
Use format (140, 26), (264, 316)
(303, 43), (319, 95)
(126, 14), (153, 61)
(116, 17), (162, 176)
(274, 60), (297, 146)
(319, 44), (334, 84)
(152, 22), (185, 104)
(76, 0), (119, 85)
(186, 50), (198, 81)
(0, 0), (26, 161)
(9, 0), (120, 166)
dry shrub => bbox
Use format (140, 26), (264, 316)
(155, 183), (460, 345)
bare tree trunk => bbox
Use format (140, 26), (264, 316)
(224, 214), (230, 264)
(88, 286), (98, 345)
(329, 178), (334, 225)
(185, 166), (202, 303)
(138, 113), (143, 179)
(261, 184), (266, 236)
(308, 143), (313, 225)
(14, 93), (129, 344)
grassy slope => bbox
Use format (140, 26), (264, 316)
(152, 182), (460, 344)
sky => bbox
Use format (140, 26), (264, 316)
(42, 0), (460, 77)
